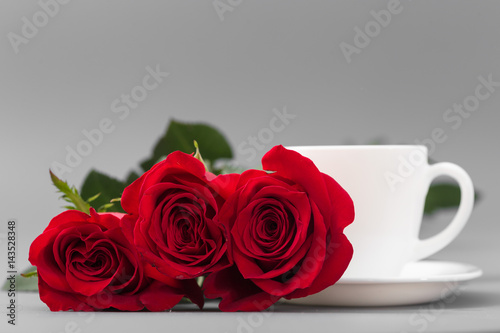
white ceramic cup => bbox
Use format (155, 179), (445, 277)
(288, 145), (474, 279)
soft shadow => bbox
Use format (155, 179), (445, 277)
(438, 290), (500, 309)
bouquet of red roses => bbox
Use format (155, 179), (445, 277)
(28, 122), (354, 312)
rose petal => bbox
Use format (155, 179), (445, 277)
(30, 228), (73, 293)
(139, 282), (186, 312)
(89, 208), (124, 230)
(209, 173), (241, 200)
(321, 173), (355, 232)
(262, 145), (332, 219)
(43, 210), (90, 232)
(143, 264), (204, 309)
(83, 290), (143, 311)
(285, 232), (353, 299)
(120, 214), (138, 245)
(37, 276), (94, 312)
(203, 266), (279, 312)
(121, 158), (168, 215)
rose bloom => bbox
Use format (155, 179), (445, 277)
(204, 145), (355, 311)
(121, 151), (238, 280)
(29, 209), (203, 311)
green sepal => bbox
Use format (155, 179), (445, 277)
(86, 193), (101, 203)
(97, 203), (116, 212)
(193, 140), (208, 171)
(21, 271), (38, 278)
(2, 266), (38, 292)
(50, 170), (90, 214)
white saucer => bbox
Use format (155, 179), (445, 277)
(282, 260), (482, 307)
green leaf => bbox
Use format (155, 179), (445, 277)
(125, 171), (140, 186)
(2, 266), (38, 292)
(140, 120), (233, 171)
(50, 170), (90, 214)
(80, 170), (126, 213)
(424, 183), (480, 215)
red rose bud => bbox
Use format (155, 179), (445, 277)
(204, 145), (355, 311)
(29, 209), (203, 311)
(121, 151), (240, 280)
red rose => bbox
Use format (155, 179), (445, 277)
(204, 145), (354, 311)
(121, 151), (239, 280)
(29, 209), (203, 311)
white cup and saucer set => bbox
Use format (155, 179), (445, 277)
(284, 145), (482, 307)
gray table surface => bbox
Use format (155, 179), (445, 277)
(2, 209), (499, 333)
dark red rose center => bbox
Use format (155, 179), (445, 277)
(249, 199), (298, 258)
(143, 184), (225, 275)
(68, 242), (119, 279)
(162, 197), (207, 253)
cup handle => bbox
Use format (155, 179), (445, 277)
(411, 162), (474, 261)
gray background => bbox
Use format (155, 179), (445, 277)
(0, 1), (499, 332)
